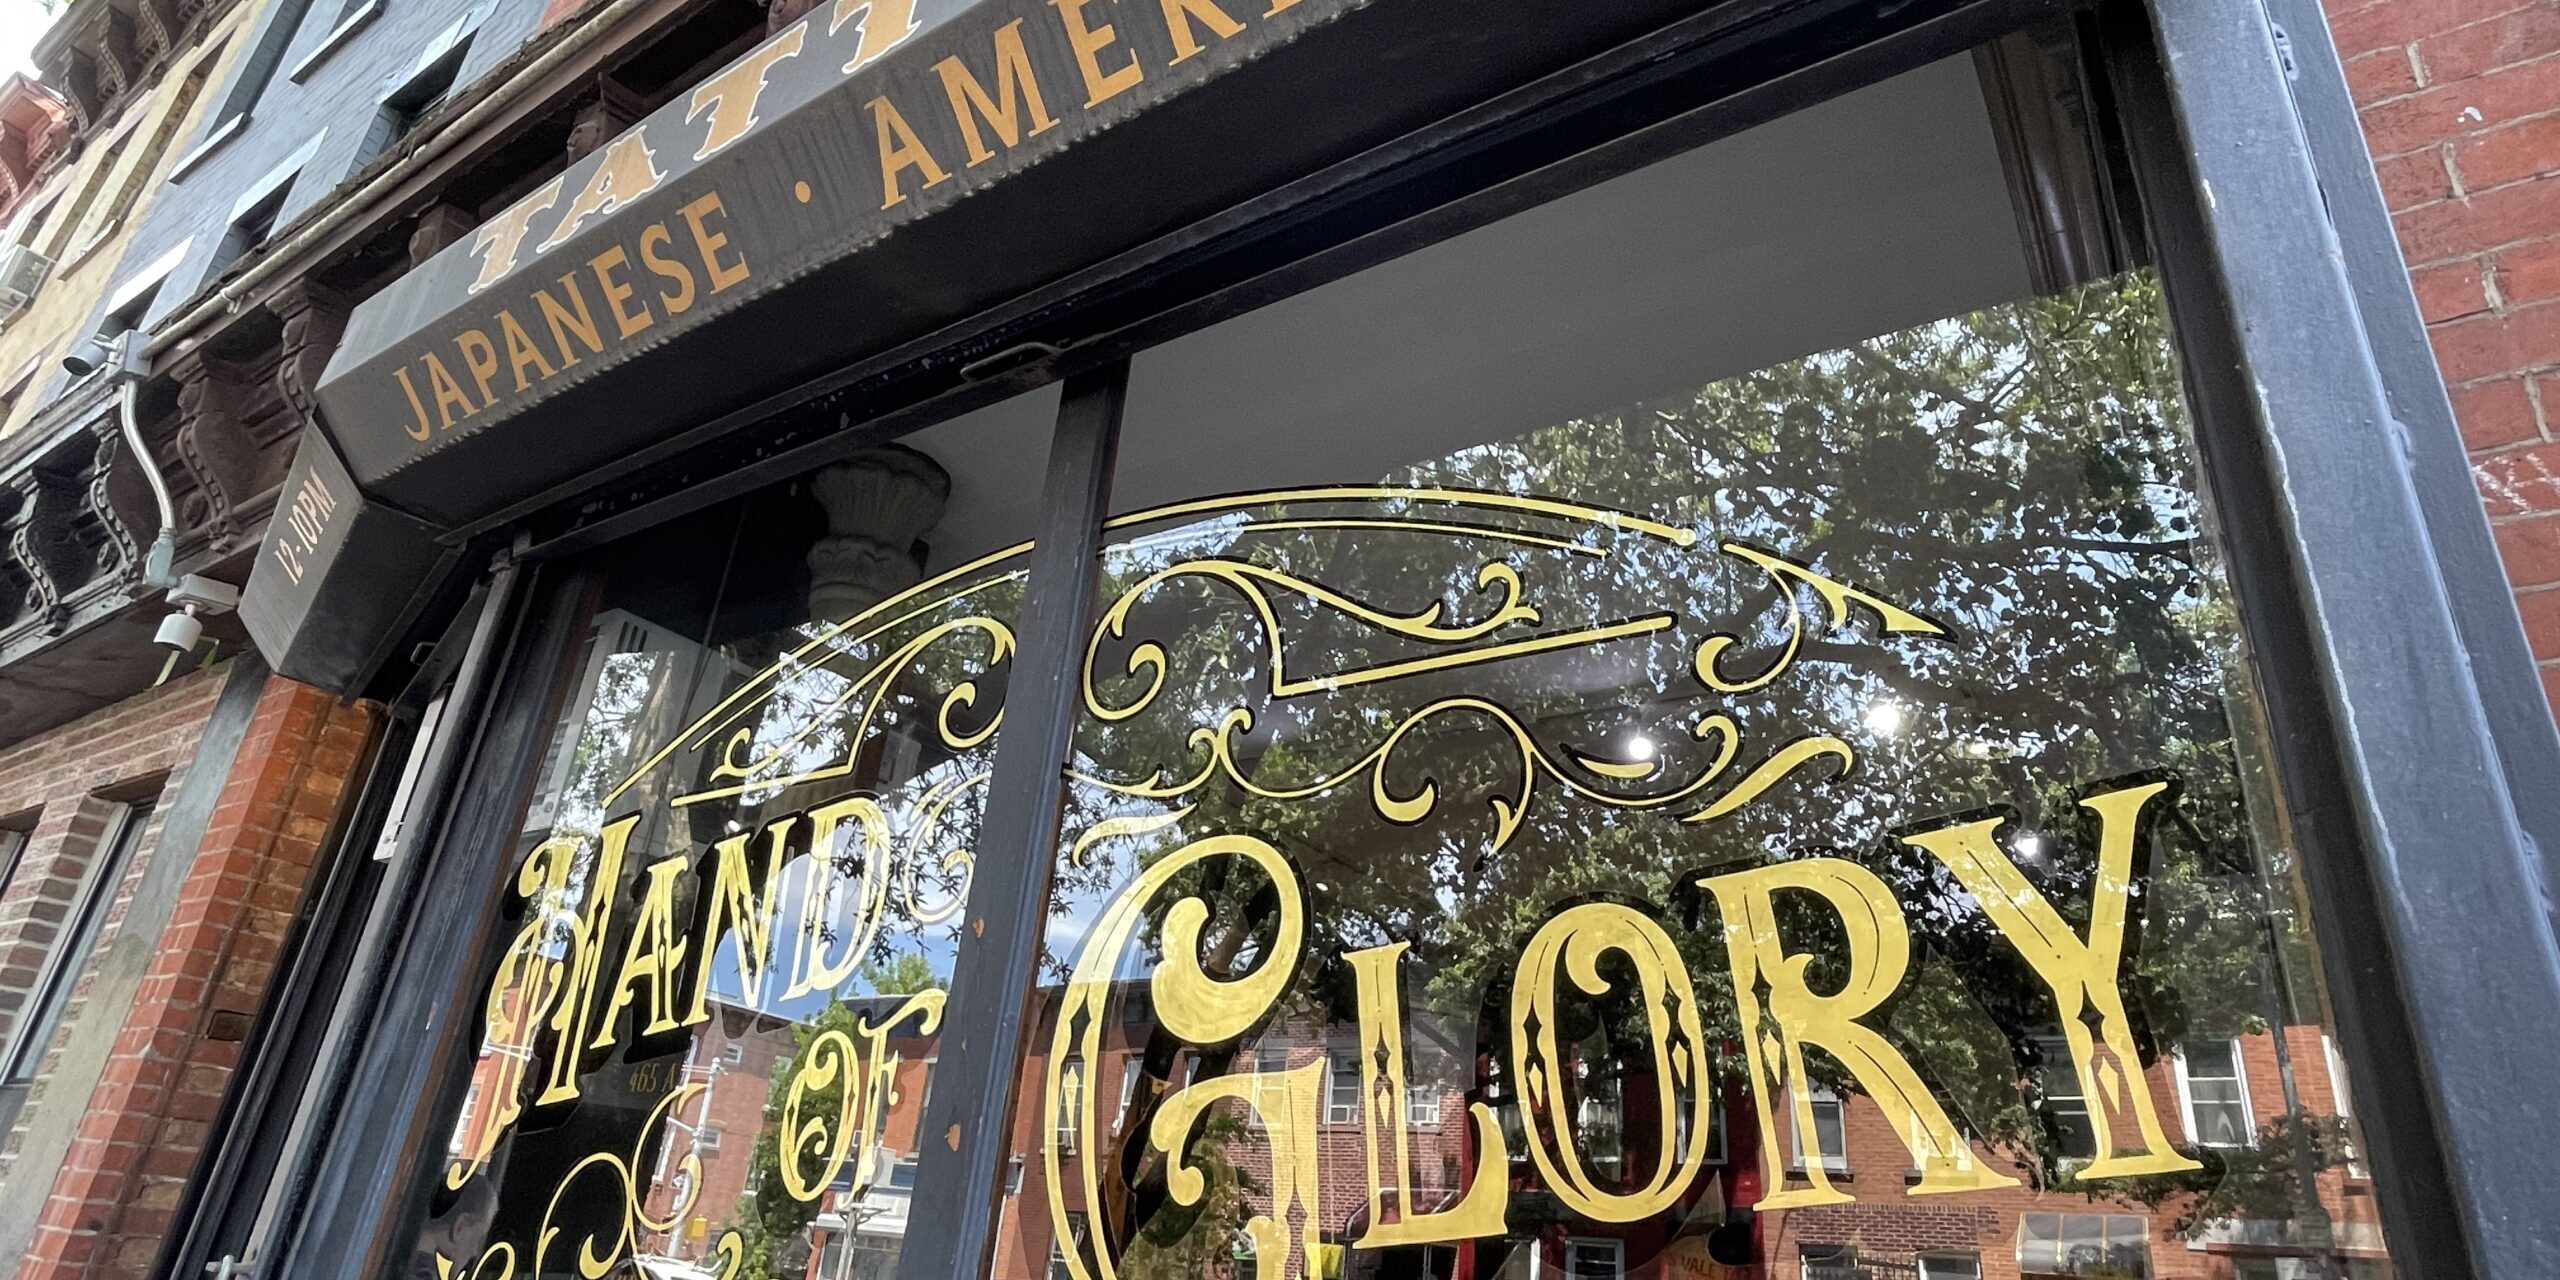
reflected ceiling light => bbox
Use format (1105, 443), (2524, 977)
(1624, 734), (1658, 763)
(2014, 833), (2047, 864)
(1863, 700), (1906, 737)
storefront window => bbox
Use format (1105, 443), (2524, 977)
(393, 38), (2407, 1280)
(401, 388), (1057, 1278)
(990, 50), (2397, 1280)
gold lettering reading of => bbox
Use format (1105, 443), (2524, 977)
(933, 21), (1060, 166)
(1904, 781), (2202, 1179)
(1705, 857), (2019, 1208)
(778, 990), (945, 1199)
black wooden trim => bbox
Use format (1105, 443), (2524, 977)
(901, 362), (1126, 1280)
(270, 554), (589, 1280)
(2107, 0), (2560, 1270)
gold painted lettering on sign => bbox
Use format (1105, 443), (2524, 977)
(870, 95), (953, 209)
(593, 852), (691, 1045)
(535, 813), (638, 1106)
(1510, 904), (1716, 1222)
(1158, 0), (1243, 63)
(1905, 780), (2202, 1178)
(831, 0), (923, 74)
(466, 176), (562, 294)
(1152, 1061), (1326, 1280)
(684, 815), (795, 1025)
(688, 24), (806, 161)
(1347, 943), (1509, 1245)
(539, 132), (668, 253)
(934, 20), (1059, 166)
(1706, 857), (2019, 1208)
(1050, 0), (1144, 107)
(778, 990), (945, 1199)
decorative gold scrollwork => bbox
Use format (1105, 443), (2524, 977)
(434, 1085), (716, 1280)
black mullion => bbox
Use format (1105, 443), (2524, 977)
(2103, 0), (2556, 1272)
(904, 361), (1127, 1280)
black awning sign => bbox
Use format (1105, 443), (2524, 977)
(315, 0), (1363, 523)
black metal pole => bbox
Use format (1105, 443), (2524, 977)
(903, 360), (1126, 1280)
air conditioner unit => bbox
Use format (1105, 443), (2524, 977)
(0, 245), (53, 322)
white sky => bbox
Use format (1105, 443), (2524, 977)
(0, 0), (57, 79)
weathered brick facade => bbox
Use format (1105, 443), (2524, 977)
(0, 667), (375, 1280)
(2322, 0), (2560, 706)
(0, 669), (227, 1057)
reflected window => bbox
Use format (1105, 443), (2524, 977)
(1919, 1254), (1982, 1280)
(1327, 1046), (1362, 1126)
(2179, 1040), (2255, 1149)
(1563, 1239), (1623, 1280)
(2018, 1213), (2150, 1278)
(1791, 1086), (1848, 1174)
(2036, 1035), (2097, 1160)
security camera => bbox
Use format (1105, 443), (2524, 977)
(61, 329), (148, 382)
(153, 573), (241, 654)
(60, 334), (109, 378)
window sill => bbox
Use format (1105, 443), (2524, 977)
(1787, 1165), (1853, 1182)
(168, 114), (245, 182)
(64, 219), (120, 270)
(288, 0), (384, 84)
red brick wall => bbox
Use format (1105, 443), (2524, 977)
(0, 669), (228, 1064)
(4, 672), (375, 1280)
(2326, 0), (2560, 705)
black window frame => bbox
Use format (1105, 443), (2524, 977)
(186, 1), (2560, 1278)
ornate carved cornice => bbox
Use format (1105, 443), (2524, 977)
(165, 349), (259, 548)
(271, 282), (351, 427)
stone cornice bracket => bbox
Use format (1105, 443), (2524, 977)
(89, 12), (136, 105)
(55, 52), (100, 135)
(133, 0), (181, 66)
(806, 446), (951, 622)
(165, 349), (258, 549)
(4, 462), (87, 637)
(564, 76), (644, 164)
(83, 416), (149, 578)
(406, 203), (475, 268)
(271, 282), (351, 428)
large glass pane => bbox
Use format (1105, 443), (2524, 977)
(398, 387), (1056, 1279)
(993, 49), (2397, 1280)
